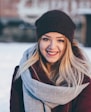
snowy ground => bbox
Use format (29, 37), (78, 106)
(0, 43), (34, 112)
(0, 43), (91, 112)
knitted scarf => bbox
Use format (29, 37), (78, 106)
(19, 44), (89, 112)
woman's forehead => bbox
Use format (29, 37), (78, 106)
(43, 32), (66, 38)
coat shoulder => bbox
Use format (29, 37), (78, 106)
(10, 66), (25, 112)
(72, 77), (91, 112)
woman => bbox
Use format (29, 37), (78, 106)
(10, 10), (91, 112)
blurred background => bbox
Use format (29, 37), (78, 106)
(0, 0), (91, 46)
(0, 0), (91, 112)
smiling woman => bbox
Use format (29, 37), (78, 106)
(39, 32), (66, 64)
(10, 10), (91, 112)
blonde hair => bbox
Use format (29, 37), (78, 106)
(18, 39), (91, 86)
(56, 39), (91, 86)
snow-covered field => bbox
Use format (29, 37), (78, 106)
(0, 43), (91, 112)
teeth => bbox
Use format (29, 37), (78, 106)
(47, 51), (57, 55)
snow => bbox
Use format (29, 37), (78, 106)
(0, 43), (34, 112)
(0, 43), (91, 112)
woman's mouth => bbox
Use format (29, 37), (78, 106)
(47, 51), (58, 56)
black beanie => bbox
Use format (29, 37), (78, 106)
(35, 10), (76, 42)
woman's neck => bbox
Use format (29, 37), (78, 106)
(46, 63), (52, 73)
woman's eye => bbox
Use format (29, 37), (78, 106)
(58, 39), (65, 42)
(42, 38), (49, 41)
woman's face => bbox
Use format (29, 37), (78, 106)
(39, 32), (67, 64)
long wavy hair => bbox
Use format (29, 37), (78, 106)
(18, 38), (91, 86)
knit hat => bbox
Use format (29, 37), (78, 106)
(35, 10), (76, 42)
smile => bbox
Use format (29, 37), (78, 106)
(47, 51), (58, 56)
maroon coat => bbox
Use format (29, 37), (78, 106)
(10, 62), (91, 112)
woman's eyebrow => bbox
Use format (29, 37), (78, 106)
(44, 34), (51, 38)
(56, 37), (65, 39)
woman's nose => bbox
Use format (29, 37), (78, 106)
(48, 41), (56, 49)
